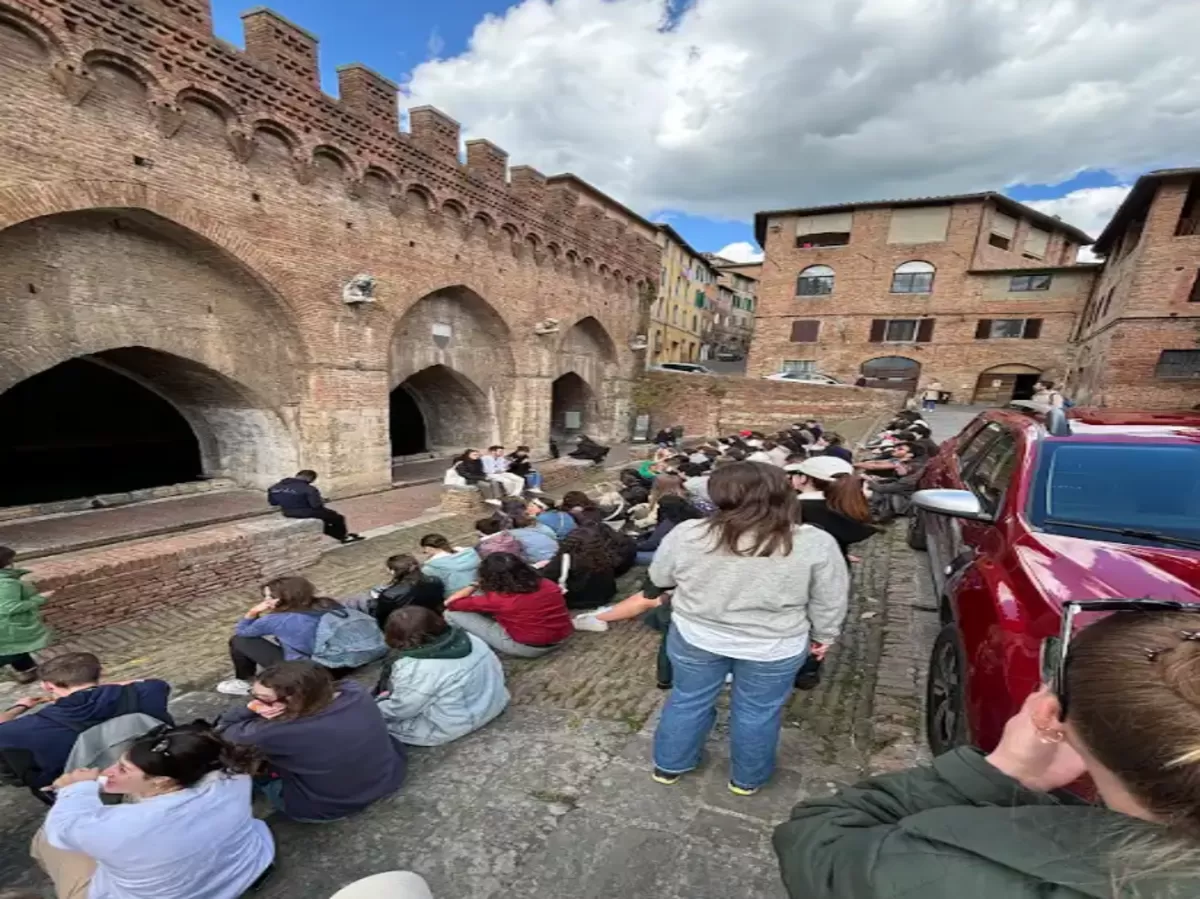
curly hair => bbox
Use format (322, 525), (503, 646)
(560, 524), (619, 572)
(477, 552), (543, 594)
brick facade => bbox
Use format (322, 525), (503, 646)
(1071, 172), (1200, 409)
(748, 196), (1095, 405)
(0, 0), (658, 504)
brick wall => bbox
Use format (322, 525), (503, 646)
(634, 372), (904, 438)
(0, 1), (658, 503)
(26, 517), (325, 638)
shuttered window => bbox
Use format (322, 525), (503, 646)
(790, 320), (821, 343)
(887, 207), (951, 244)
(989, 211), (1017, 250)
(795, 211), (852, 248)
(1155, 350), (1200, 379)
(1023, 227), (1050, 259)
(975, 318), (1044, 339)
(869, 319), (935, 343)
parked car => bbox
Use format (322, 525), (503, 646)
(650, 362), (714, 375)
(909, 403), (1200, 757)
(715, 349), (744, 362)
(763, 371), (845, 386)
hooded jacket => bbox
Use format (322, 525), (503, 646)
(0, 680), (172, 788)
(374, 627), (509, 746)
(266, 477), (325, 515)
(0, 567), (50, 656)
(421, 548), (481, 598)
(773, 747), (1190, 899)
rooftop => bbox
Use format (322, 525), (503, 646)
(1091, 168), (1200, 256)
(544, 174), (658, 232)
(754, 191), (1095, 246)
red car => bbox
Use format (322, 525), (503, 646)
(908, 404), (1200, 756)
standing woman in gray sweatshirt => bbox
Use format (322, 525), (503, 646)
(649, 462), (849, 795)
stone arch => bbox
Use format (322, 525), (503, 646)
(174, 85), (238, 123)
(250, 118), (301, 154)
(389, 286), (515, 454)
(312, 144), (355, 184)
(860, 355), (921, 392)
(81, 48), (163, 98)
(0, 207), (306, 493)
(362, 167), (395, 203)
(972, 362), (1045, 406)
(390, 364), (495, 454)
(0, 4), (65, 61)
(441, 199), (467, 221)
(405, 184), (435, 212)
(550, 371), (599, 443)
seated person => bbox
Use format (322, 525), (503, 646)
(374, 607), (509, 746)
(541, 524), (620, 610)
(34, 723), (274, 899)
(568, 435), (610, 464)
(267, 470), (361, 544)
(572, 506), (638, 575)
(532, 498), (577, 540)
(821, 432), (854, 464)
(342, 554), (444, 627)
(219, 661), (405, 822)
(559, 490), (594, 515)
(786, 458), (878, 558)
(443, 552), (573, 658)
(419, 534), (481, 598)
(452, 449), (502, 501)
(0, 543), (51, 685)
(474, 517), (528, 561)
(855, 441), (920, 478)
(495, 497), (557, 540)
(507, 511), (560, 564)
(506, 445), (541, 490)
(217, 576), (339, 696)
(0, 652), (172, 794)
(482, 445), (527, 497)
(634, 495), (704, 565)
(803, 418), (824, 442)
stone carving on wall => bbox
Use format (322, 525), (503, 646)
(342, 274), (377, 305)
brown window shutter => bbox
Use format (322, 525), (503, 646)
(790, 320), (820, 343)
(1022, 318), (1043, 339)
(916, 318), (936, 343)
(868, 319), (886, 343)
(975, 319), (992, 339)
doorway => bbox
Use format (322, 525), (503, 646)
(972, 364), (1043, 405)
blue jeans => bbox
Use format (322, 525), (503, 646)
(922, 398), (937, 411)
(653, 625), (806, 789)
(635, 550), (656, 566)
(523, 472), (543, 489)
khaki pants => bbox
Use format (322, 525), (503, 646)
(31, 826), (95, 899)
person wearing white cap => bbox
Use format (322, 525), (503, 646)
(329, 871), (433, 899)
(785, 457), (877, 559)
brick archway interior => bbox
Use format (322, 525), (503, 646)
(0, 210), (301, 496)
(551, 372), (599, 443)
(391, 364), (495, 454)
(860, 355), (922, 392)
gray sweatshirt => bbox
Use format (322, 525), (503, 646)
(649, 520), (850, 646)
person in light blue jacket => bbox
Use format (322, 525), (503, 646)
(374, 606), (508, 747)
(506, 511), (560, 564)
(418, 534), (482, 598)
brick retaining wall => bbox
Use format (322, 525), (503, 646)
(25, 517), (325, 639)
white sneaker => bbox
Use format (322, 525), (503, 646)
(216, 678), (252, 696)
(725, 673), (734, 685)
(483, 499), (503, 507)
(573, 613), (609, 633)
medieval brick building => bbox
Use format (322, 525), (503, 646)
(0, 0), (659, 507)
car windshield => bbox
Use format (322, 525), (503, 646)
(1029, 441), (1200, 547)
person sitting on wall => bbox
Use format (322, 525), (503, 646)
(0, 652), (172, 796)
(267, 470), (362, 544)
(482, 446), (527, 497)
(506, 446), (543, 491)
(218, 661), (405, 823)
(374, 606), (509, 747)
(442, 552), (574, 658)
(568, 435), (610, 465)
(453, 449), (503, 502)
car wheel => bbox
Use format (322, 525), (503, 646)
(907, 510), (928, 550)
(926, 623), (969, 755)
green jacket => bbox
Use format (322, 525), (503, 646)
(773, 747), (1194, 899)
(0, 568), (51, 656)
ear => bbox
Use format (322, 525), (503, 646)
(1029, 688), (1064, 729)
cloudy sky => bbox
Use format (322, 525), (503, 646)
(213, 0), (1200, 261)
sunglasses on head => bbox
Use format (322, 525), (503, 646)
(1040, 599), (1200, 721)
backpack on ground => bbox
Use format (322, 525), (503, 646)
(63, 684), (171, 773)
(311, 607), (387, 669)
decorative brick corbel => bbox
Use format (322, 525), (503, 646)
(152, 101), (184, 138)
(345, 178), (363, 201)
(292, 157), (315, 185)
(50, 61), (95, 106)
(226, 127), (255, 163)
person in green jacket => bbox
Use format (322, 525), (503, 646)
(774, 609), (1200, 898)
(0, 545), (51, 684)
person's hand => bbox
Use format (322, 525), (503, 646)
(49, 768), (101, 791)
(247, 598), (278, 617)
(14, 694), (49, 710)
(810, 642), (829, 661)
(985, 687), (1087, 792)
(247, 699), (288, 720)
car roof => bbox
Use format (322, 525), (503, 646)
(985, 406), (1200, 443)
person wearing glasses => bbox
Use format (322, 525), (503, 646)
(774, 602), (1200, 898)
(32, 723), (274, 899)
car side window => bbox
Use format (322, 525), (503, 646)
(957, 422), (1002, 474)
(964, 432), (1018, 515)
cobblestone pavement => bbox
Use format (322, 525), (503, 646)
(0, 521), (939, 899)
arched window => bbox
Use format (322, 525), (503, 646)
(891, 260), (935, 294)
(796, 265), (835, 297)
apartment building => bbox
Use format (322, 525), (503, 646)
(748, 193), (1096, 403)
(652, 226), (718, 363)
(1071, 169), (1200, 409)
(704, 257), (759, 356)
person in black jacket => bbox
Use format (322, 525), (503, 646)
(568, 435), (610, 464)
(787, 458), (878, 558)
(267, 470), (361, 543)
(541, 525), (619, 610)
(365, 554), (446, 628)
(454, 450), (502, 501)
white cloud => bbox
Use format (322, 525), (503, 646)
(1026, 185), (1132, 259)
(714, 242), (764, 264)
(406, 0), (1200, 234)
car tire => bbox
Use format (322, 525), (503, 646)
(907, 511), (928, 551)
(926, 622), (970, 756)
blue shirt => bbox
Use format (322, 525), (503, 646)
(234, 611), (321, 659)
(508, 527), (559, 563)
(537, 510), (577, 540)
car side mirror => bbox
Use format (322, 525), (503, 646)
(912, 489), (994, 523)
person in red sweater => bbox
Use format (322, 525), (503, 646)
(442, 552), (573, 658)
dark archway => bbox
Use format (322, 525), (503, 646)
(861, 356), (921, 393)
(972, 364), (1043, 405)
(390, 364), (494, 453)
(0, 357), (203, 505)
(551, 372), (598, 443)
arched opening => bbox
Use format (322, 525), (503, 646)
(551, 372), (598, 445)
(972, 363), (1043, 406)
(0, 357), (203, 505)
(389, 364), (493, 454)
(861, 356), (921, 393)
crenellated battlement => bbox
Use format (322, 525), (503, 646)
(0, 0), (659, 276)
